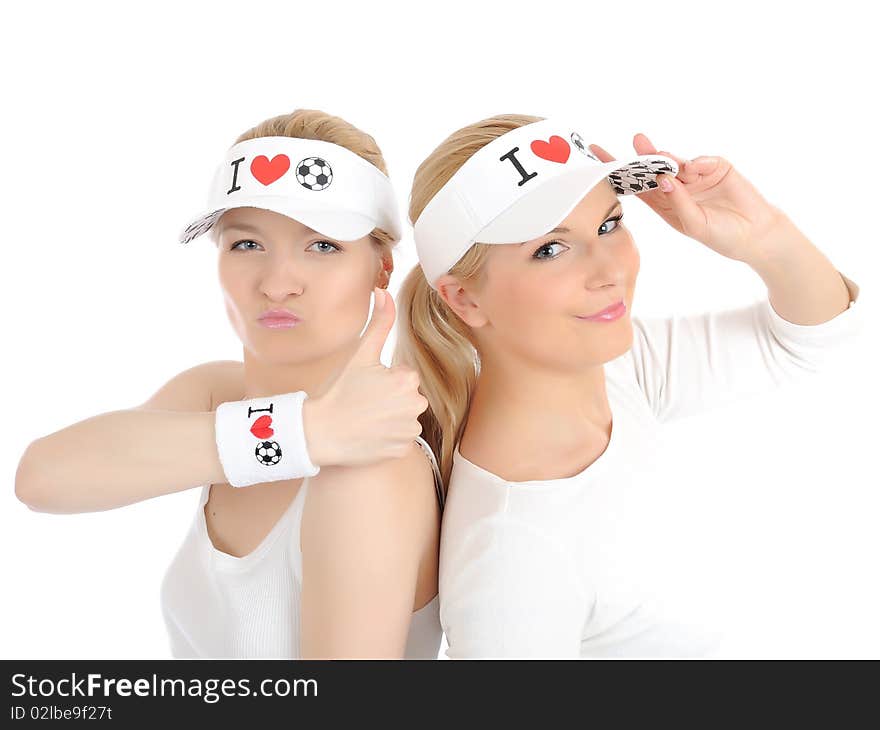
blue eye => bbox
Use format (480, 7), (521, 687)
(229, 239), (342, 253)
(307, 240), (342, 254)
(531, 213), (624, 261)
(532, 241), (569, 260)
(599, 213), (624, 235)
(230, 239), (262, 251)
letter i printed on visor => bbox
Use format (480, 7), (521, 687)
(178, 135), (402, 245)
(412, 118), (679, 289)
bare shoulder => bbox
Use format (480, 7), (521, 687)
(206, 360), (244, 410)
(303, 441), (441, 591)
(134, 359), (242, 413)
(313, 441), (440, 518)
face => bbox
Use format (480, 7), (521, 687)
(438, 180), (639, 372)
(214, 206), (390, 365)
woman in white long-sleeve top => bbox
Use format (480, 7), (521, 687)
(392, 114), (862, 658)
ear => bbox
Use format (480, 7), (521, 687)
(375, 249), (393, 287)
(435, 274), (488, 328)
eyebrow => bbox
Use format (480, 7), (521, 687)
(219, 222), (264, 236)
(520, 200), (623, 244)
(219, 221), (324, 240)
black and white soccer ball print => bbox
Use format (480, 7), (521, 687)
(295, 157), (333, 191)
(255, 440), (283, 466)
(608, 158), (677, 195)
(570, 132), (599, 161)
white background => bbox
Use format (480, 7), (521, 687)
(2, 0), (877, 659)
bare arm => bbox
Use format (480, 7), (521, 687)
(14, 291), (430, 514)
(13, 361), (235, 514)
(299, 441), (439, 658)
(747, 213), (855, 326)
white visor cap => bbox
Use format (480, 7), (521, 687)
(413, 118), (679, 288)
(180, 135), (402, 244)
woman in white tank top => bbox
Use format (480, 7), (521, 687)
(162, 109), (445, 658)
(15, 108), (445, 659)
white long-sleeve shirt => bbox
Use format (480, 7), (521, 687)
(439, 272), (862, 658)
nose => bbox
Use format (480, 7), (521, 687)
(259, 252), (306, 300)
(582, 242), (629, 292)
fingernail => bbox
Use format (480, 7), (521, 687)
(659, 175), (674, 192)
(374, 288), (385, 310)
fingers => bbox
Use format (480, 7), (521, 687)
(684, 156), (721, 173)
(348, 287), (396, 367)
(590, 137), (692, 181)
(390, 364), (429, 416)
(632, 133), (658, 156)
(597, 134), (715, 183)
(656, 149), (690, 174)
(390, 363), (420, 390)
(588, 143), (616, 163)
(672, 157), (725, 188)
(631, 133), (691, 178)
(380, 365), (430, 458)
(656, 173), (706, 238)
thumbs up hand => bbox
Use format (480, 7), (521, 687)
(301, 288), (429, 467)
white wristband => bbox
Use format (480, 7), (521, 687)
(213, 391), (320, 488)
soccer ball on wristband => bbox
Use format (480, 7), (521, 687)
(255, 440), (282, 466)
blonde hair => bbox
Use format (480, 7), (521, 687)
(392, 114), (545, 492)
(211, 108), (397, 255)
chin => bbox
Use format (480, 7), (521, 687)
(590, 322), (634, 362)
(254, 350), (316, 367)
(607, 325), (635, 359)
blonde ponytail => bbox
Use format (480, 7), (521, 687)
(392, 114), (544, 492)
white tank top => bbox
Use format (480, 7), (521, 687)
(160, 436), (445, 658)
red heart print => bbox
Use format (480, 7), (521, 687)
(250, 155), (290, 185)
(530, 136), (570, 164)
(250, 415), (275, 439)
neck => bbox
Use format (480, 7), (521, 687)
(464, 347), (613, 453)
(240, 340), (357, 400)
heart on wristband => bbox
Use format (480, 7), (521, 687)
(250, 415), (275, 439)
(215, 391), (320, 486)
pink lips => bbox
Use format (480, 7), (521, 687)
(258, 309), (302, 329)
(577, 300), (626, 322)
